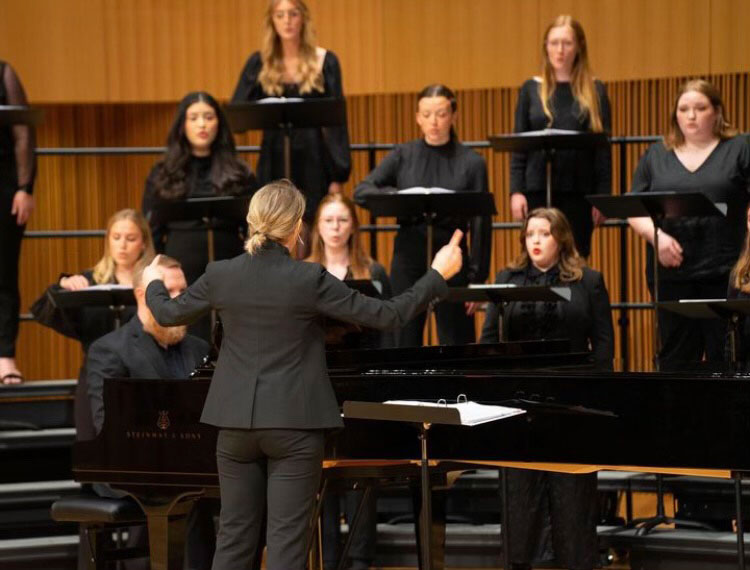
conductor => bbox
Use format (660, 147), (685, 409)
(142, 179), (463, 570)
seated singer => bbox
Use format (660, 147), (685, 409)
(480, 207), (613, 570)
(32, 208), (154, 442)
(142, 179), (463, 570)
(86, 255), (215, 570)
(354, 83), (491, 347)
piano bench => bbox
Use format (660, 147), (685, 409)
(50, 494), (148, 570)
(50, 494), (145, 524)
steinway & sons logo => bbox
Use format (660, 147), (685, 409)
(157, 410), (170, 430)
(124, 409), (202, 441)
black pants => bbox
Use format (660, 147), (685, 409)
(390, 246), (475, 348)
(651, 278), (728, 372)
(526, 191), (594, 258)
(0, 193), (24, 357)
(213, 428), (325, 570)
(506, 469), (598, 570)
(322, 488), (377, 570)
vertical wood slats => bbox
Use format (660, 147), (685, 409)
(16, 72), (750, 379)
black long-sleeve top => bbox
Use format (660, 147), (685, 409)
(630, 135), (750, 283)
(354, 138), (492, 284)
(0, 61), (36, 196)
(479, 264), (614, 370)
(510, 78), (612, 197)
(231, 50), (351, 221)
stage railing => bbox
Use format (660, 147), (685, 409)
(23, 135), (664, 370)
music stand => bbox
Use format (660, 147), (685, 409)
(587, 192), (727, 371)
(224, 98), (347, 179)
(49, 287), (135, 329)
(359, 191), (497, 272)
(446, 283), (571, 304)
(0, 105), (43, 126)
(660, 299), (750, 370)
(360, 191), (496, 345)
(342, 400), (525, 570)
(149, 196), (249, 333)
(148, 196), (250, 265)
(489, 130), (609, 207)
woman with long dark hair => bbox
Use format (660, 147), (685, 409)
(354, 83), (491, 348)
(481, 207), (614, 570)
(142, 91), (256, 339)
(231, 0), (351, 254)
(509, 14), (611, 258)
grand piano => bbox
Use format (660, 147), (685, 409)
(71, 340), (750, 569)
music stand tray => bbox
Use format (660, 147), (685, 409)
(489, 130), (609, 207)
(446, 284), (571, 304)
(660, 299), (750, 369)
(224, 98), (347, 179)
(49, 288), (135, 328)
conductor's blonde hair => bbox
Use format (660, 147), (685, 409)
(245, 179), (306, 254)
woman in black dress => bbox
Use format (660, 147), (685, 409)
(354, 83), (491, 347)
(231, 0), (351, 253)
(0, 61), (35, 384)
(629, 79), (750, 371)
(480, 207), (614, 570)
(142, 91), (256, 340)
(32, 208), (155, 440)
(509, 14), (611, 258)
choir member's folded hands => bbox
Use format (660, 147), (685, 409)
(656, 229), (684, 268)
(431, 229), (463, 281)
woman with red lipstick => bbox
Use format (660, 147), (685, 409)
(354, 84), (491, 348)
(32, 208), (155, 441)
(510, 14), (611, 258)
(629, 79), (750, 371)
(480, 207), (613, 570)
(231, 0), (351, 253)
(142, 91), (256, 340)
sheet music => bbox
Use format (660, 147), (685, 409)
(257, 97), (304, 104)
(517, 128), (581, 137)
(384, 400), (526, 426)
(397, 187), (455, 195)
(83, 284), (133, 292)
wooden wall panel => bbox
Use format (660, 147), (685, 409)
(13, 72), (750, 378)
(1, 0), (749, 102)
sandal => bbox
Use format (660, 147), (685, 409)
(1, 373), (24, 385)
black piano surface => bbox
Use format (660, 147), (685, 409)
(71, 340), (750, 568)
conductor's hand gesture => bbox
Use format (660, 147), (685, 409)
(431, 230), (463, 281)
(142, 255), (165, 288)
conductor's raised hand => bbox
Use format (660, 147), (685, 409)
(431, 230), (463, 281)
(141, 255), (165, 288)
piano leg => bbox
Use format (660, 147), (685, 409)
(128, 490), (203, 570)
